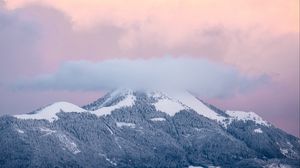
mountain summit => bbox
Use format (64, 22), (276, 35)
(1, 89), (299, 167)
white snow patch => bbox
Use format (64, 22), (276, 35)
(105, 157), (117, 166)
(14, 102), (87, 122)
(286, 141), (293, 148)
(149, 91), (226, 123)
(194, 128), (207, 132)
(169, 92), (227, 123)
(226, 110), (270, 127)
(280, 146), (298, 159)
(16, 129), (24, 134)
(149, 91), (271, 128)
(100, 88), (133, 108)
(154, 98), (186, 116)
(39, 127), (80, 154)
(99, 153), (117, 166)
(264, 163), (292, 168)
(114, 137), (122, 149)
(150, 117), (166, 121)
(106, 126), (114, 135)
(40, 127), (57, 136)
(91, 94), (136, 117)
(254, 128), (263, 133)
(188, 166), (204, 168)
(56, 133), (80, 154)
(116, 122), (136, 128)
(280, 148), (289, 156)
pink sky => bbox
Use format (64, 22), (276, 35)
(0, 0), (299, 136)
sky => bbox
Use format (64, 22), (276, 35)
(0, 0), (299, 136)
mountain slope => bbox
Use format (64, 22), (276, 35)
(14, 102), (87, 122)
(0, 89), (299, 168)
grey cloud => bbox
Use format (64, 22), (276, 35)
(0, 5), (40, 80)
(0, 3), (126, 81)
(15, 58), (269, 98)
(13, 4), (126, 60)
(1, 3), (298, 80)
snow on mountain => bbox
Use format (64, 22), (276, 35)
(188, 166), (204, 168)
(90, 92), (136, 117)
(98, 88), (133, 107)
(116, 122), (136, 128)
(56, 133), (81, 154)
(16, 129), (25, 134)
(148, 91), (273, 128)
(84, 88), (135, 110)
(265, 163), (293, 168)
(14, 102), (87, 122)
(12, 89), (270, 129)
(84, 89), (270, 129)
(150, 117), (166, 121)
(151, 91), (187, 116)
(149, 91), (227, 124)
(169, 92), (227, 122)
(39, 127), (57, 136)
(254, 128), (263, 133)
(3, 89), (300, 167)
(226, 110), (270, 127)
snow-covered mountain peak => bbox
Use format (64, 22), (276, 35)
(146, 90), (228, 123)
(5, 89), (300, 167)
(145, 90), (270, 127)
(90, 93), (136, 117)
(105, 88), (134, 100)
(14, 101), (87, 122)
(13, 89), (270, 128)
(147, 91), (189, 116)
(168, 92), (227, 122)
(225, 110), (270, 126)
(83, 88), (134, 111)
(83, 88), (136, 117)
(39, 102), (87, 113)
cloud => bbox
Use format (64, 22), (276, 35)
(0, 3), (127, 80)
(0, 1), (298, 136)
(0, 2), (298, 81)
(0, 4), (40, 80)
(15, 58), (269, 98)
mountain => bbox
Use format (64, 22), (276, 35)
(0, 89), (299, 168)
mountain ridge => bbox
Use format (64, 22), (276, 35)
(1, 89), (299, 168)
(13, 89), (271, 128)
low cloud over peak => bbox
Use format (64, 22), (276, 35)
(15, 58), (269, 98)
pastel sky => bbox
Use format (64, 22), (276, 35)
(0, 0), (299, 136)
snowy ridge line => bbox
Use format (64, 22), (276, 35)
(14, 102), (87, 122)
(149, 91), (270, 128)
(150, 91), (228, 125)
(92, 88), (133, 109)
(153, 94), (188, 116)
(90, 91), (136, 117)
(13, 89), (137, 121)
(13, 89), (270, 128)
(225, 110), (270, 127)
